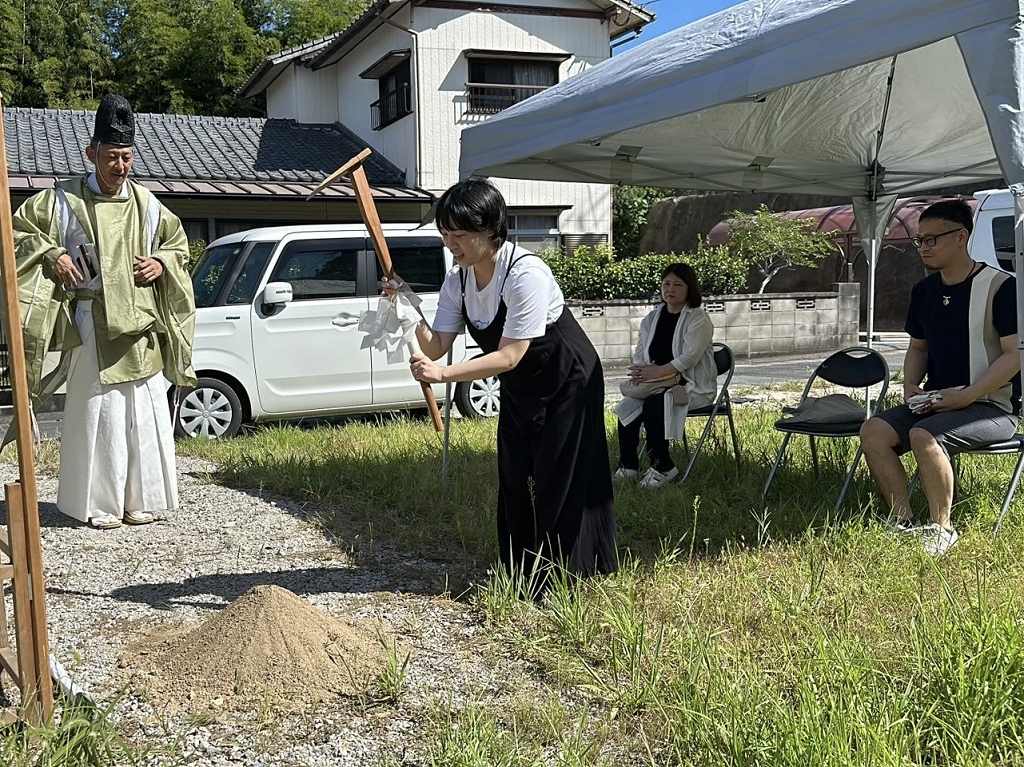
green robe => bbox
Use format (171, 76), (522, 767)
(12, 177), (196, 404)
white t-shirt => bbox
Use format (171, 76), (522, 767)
(432, 242), (565, 340)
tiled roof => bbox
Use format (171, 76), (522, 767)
(3, 108), (429, 201)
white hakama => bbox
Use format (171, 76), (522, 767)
(57, 301), (178, 523)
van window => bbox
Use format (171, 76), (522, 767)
(378, 238), (446, 293)
(992, 216), (1016, 271)
(226, 242), (275, 304)
(270, 239), (360, 300)
(193, 243), (244, 308)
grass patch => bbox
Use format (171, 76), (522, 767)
(168, 404), (1024, 763)
(0, 700), (157, 766)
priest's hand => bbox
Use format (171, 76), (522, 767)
(134, 255), (164, 286)
(54, 253), (84, 290)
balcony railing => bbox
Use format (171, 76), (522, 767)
(371, 84), (412, 130)
(465, 82), (550, 115)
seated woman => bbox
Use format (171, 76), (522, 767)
(615, 263), (717, 488)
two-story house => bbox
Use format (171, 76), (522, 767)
(238, 0), (653, 251)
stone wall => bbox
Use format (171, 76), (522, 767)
(569, 283), (859, 364)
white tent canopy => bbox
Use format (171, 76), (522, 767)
(459, 0), (1024, 344)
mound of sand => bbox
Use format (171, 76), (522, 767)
(127, 585), (397, 711)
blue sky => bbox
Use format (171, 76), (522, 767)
(618, 0), (743, 51)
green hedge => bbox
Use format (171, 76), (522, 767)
(539, 243), (748, 301)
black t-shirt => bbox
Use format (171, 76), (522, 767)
(649, 305), (681, 366)
(905, 264), (1017, 392)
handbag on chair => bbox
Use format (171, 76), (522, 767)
(619, 370), (682, 400)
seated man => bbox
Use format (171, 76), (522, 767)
(860, 199), (1020, 556)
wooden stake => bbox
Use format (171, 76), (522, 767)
(0, 92), (54, 722)
(310, 149), (444, 432)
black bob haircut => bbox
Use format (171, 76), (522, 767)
(435, 178), (509, 248)
(919, 199), (974, 236)
(661, 262), (703, 308)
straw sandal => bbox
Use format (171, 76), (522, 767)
(89, 513), (122, 530)
(123, 510), (156, 525)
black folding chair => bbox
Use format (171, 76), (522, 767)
(908, 434), (1024, 536)
(679, 342), (740, 481)
(762, 346), (890, 514)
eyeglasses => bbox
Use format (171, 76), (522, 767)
(910, 228), (965, 249)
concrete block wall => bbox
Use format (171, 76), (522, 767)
(568, 283), (860, 364)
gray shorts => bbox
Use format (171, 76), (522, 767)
(873, 402), (1018, 456)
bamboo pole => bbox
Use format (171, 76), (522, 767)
(0, 92), (54, 721)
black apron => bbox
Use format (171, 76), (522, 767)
(461, 255), (617, 581)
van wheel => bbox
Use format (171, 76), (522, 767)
(174, 378), (243, 439)
(455, 376), (501, 419)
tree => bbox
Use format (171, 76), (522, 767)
(176, 0), (275, 114)
(612, 185), (673, 260)
(274, 0), (367, 49)
(107, 0), (189, 112)
(722, 204), (838, 292)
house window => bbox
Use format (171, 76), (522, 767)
(371, 60), (412, 130)
(509, 213), (560, 253)
(466, 56), (560, 115)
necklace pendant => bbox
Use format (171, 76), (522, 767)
(942, 295), (950, 306)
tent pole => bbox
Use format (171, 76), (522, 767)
(865, 205), (878, 349)
(1013, 186), (1024, 394)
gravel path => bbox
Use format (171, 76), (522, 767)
(0, 457), (530, 766)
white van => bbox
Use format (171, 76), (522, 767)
(175, 224), (500, 438)
(970, 189), (1016, 273)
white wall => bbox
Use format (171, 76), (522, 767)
(414, 3), (612, 237)
(266, 65), (340, 124)
(266, 0), (614, 237)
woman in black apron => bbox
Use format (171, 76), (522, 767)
(385, 179), (617, 587)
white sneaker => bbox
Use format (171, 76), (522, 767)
(920, 523), (959, 557)
(613, 467), (638, 480)
(639, 466), (679, 488)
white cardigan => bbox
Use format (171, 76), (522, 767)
(614, 305), (717, 440)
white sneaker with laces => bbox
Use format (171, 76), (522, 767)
(613, 467), (638, 480)
(920, 523), (959, 557)
(639, 466), (679, 488)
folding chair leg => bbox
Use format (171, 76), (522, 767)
(727, 406), (741, 461)
(762, 433), (793, 500)
(834, 445), (864, 515)
(681, 428), (690, 457)
(810, 436), (820, 480)
(680, 411), (716, 482)
(993, 450), (1024, 537)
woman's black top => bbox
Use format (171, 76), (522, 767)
(648, 305), (681, 366)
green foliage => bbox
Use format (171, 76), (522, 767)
(177, 0), (275, 114)
(187, 239), (207, 272)
(540, 239), (748, 300)
(275, 0), (369, 49)
(723, 204), (838, 292)
(612, 185), (675, 260)
(1, 0), (366, 115)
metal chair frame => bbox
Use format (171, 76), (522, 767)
(761, 346), (890, 514)
(678, 342), (741, 481)
(907, 434), (1024, 536)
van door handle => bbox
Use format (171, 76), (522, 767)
(225, 315), (241, 320)
(332, 312), (361, 328)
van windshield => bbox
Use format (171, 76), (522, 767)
(192, 244), (245, 307)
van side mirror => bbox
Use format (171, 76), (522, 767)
(262, 282), (292, 314)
